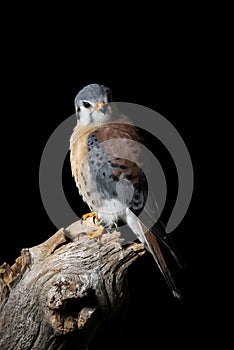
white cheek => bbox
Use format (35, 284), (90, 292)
(79, 110), (91, 125)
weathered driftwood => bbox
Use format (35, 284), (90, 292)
(0, 219), (144, 350)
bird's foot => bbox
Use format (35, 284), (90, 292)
(87, 224), (105, 239)
(82, 213), (111, 239)
(82, 212), (99, 224)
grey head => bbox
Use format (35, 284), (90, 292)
(74, 83), (114, 125)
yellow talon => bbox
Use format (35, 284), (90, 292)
(82, 212), (105, 239)
(82, 212), (99, 221)
(87, 225), (105, 239)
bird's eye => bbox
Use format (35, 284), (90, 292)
(83, 101), (91, 108)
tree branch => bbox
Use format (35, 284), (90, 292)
(0, 218), (145, 350)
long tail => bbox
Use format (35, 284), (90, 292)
(139, 220), (182, 299)
(151, 220), (186, 269)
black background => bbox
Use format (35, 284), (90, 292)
(0, 8), (232, 349)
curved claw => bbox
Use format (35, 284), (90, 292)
(82, 212), (99, 224)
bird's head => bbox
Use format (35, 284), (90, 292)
(74, 83), (114, 125)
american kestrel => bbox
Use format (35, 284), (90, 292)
(70, 83), (183, 298)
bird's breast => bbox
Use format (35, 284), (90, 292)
(70, 124), (106, 211)
(70, 121), (147, 224)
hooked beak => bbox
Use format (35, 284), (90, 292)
(95, 100), (105, 113)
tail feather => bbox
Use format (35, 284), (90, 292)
(151, 220), (186, 268)
(125, 208), (183, 298)
(144, 230), (182, 299)
(137, 219), (182, 299)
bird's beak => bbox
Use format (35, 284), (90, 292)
(95, 100), (105, 113)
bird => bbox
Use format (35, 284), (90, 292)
(70, 83), (184, 298)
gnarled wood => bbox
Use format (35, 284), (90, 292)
(0, 219), (145, 350)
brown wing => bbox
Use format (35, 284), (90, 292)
(87, 122), (148, 214)
(94, 123), (184, 297)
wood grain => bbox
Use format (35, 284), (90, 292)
(0, 218), (144, 350)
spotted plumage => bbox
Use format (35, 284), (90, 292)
(70, 83), (184, 298)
